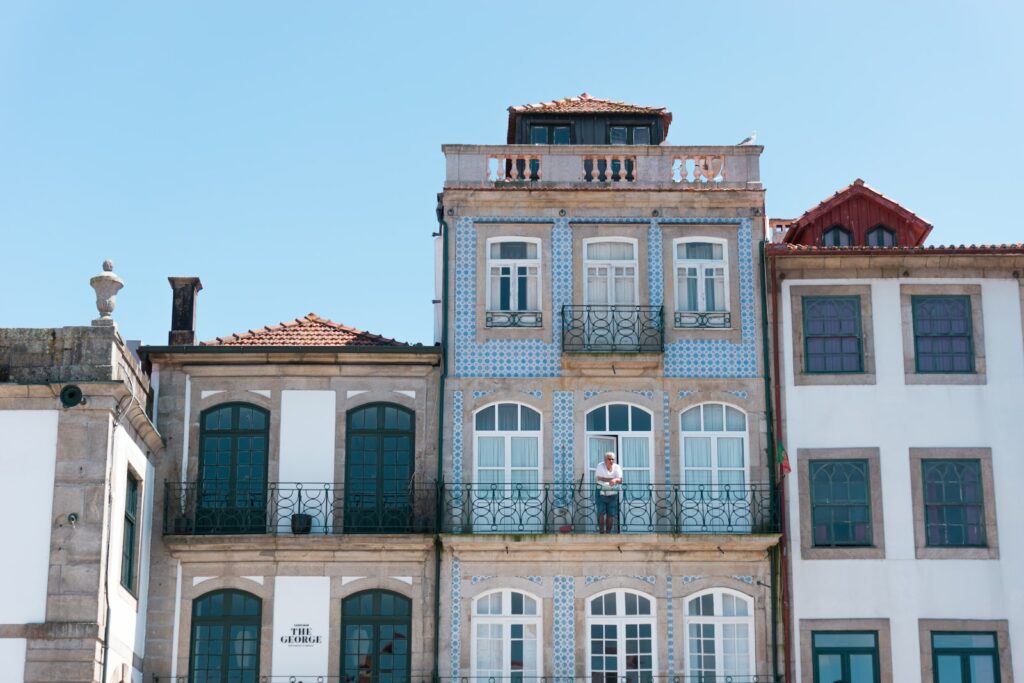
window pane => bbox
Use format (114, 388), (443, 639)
(476, 406), (495, 431)
(814, 632), (876, 648)
(703, 404), (724, 431)
(552, 127), (570, 144)
(608, 404), (629, 431)
(498, 403), (519, 431)
(804, 296), (863, 373)
(935, 655), (964, 683)
(587, 241), (635, 260)
(725, 407), (745, 431)
(586, 408), (606, 432)
(913, 296), (973, 373)
(923, 460), (986, 547)
(630, 407), (652, 432)
(681, 407), (701, 432)
(610, 127), (627, 145)
(632, 127), (651, 145)
(520, 406), (541, 431)
(530, 127), (547, 144)
(933, 633), (997, 649)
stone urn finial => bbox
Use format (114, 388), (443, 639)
(90, 259), (124, 327)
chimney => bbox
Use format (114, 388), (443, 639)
(168, 277), (203, 345)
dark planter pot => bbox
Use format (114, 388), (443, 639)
(291, 513), (313, 535)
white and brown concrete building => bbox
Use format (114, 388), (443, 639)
(768, 180), (1024, 682)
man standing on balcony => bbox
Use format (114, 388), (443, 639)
(595, 451), (623, 533)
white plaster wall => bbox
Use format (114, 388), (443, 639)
(271, 576), (331, 677)
(279, 390), (336, 483)
(782, 278), (1024, 681)
(0, 410), (58, 624)
(0, 639), (26, 681)
(108, 425), (154, 668)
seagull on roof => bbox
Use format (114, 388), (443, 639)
(737, 130), (757, 146)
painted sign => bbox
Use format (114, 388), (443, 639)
(272, 577), (330, 676)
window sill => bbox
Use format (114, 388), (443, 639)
(794, 371), (877, 387)
(915, 545), (998, 560)
(904, 371), (986, 386)
(801, 545), (885, 561)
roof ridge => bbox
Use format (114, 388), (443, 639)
(201, 312), (408, 347)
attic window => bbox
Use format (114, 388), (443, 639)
(609, 126), (651, 145)
(822, 226), (852, 247)
(866, 225), (897, 247)
(530, 125), (571, 145)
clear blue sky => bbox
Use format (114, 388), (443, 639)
(2, 1), (1021, 346)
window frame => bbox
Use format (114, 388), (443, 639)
(528, 122), (573, 145)
(918, 619), (1012, 683)
(802, 295), (864, 374)
(344, 402), (416, 534)
(582, 237), (639, 307)
(866, 225), (897, 247)
(822, 225), (853, 247)
(909, 448), (998, 560)
(484, 237), (543, 328)
(672, 237), (731, 329)
(608, 124), (653, 145)
(679, 403), (749, 488)
(799, 619), (893, 683)
(341, 590), (412, 683)
(911, 295), (975, 374)
(189, 589), (262, 683)
(120, 469), (141, 595)
(798, 448), (885, 560)
(811, 630), (881, 683)
(790, 285), (876, 386)
(585, 588), (658, 680)
(470, 588), (544, 680)
(682, 588), (756, 679)
(472, 402), (543, 487)
(584, 403), (655, 493)
(900, 284), (985, 385)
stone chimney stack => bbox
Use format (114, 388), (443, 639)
(168, 276), (203, 345)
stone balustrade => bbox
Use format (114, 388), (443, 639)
(444, 144), (762, 189)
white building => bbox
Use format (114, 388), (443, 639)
(769, 180), (1022, 683)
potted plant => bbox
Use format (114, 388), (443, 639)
(291, 512), (313, 535)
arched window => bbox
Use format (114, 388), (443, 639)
(680, 404), (747, 488)
(472, 403), (543, 532)
(197, 403), (269, 534)
(485, 238), (542, 328)
(674, 238), (730, 328)
(346, 403), (415, 533)
(586, 404), (654, 532)
(587, 589), (656, 679)
(471, 589), (542, 680)
(822, 225), (852, 247)
(190, 589), (261, 683)
(584, 238), (638, 307)
(342, 590), (411, 683)
(684, 589), (755, 679)
(866, 224), (896, 247)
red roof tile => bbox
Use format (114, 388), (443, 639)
(767, 243), (1024, 255)
(201, 313), (407, 348)
(507, 92), (673, 142)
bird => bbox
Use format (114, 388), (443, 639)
(737, 130), (757, 146)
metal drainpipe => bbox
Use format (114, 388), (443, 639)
(758, 239), (781, 681)
(432, 215), (450, 683)
(768, 247), (794, 683)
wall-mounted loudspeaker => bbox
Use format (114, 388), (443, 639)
(59, 385), (85, 408)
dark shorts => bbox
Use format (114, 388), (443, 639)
(596, 493), (619, 517)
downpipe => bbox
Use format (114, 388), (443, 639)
(431, 209), (450, 683)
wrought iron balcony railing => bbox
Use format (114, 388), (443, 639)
(674, 310), (731, 329)
(433, 675), (784, 683)
(440, 482), (778, 535)
(561, 305), (664, 353)
(163, 481), (436, 536)
(486, 310), (543, 328)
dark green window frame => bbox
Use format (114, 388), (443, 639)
(932, 632), (1000, 683)
(810, 460), (872, 547)
(197, 402), (270, 534)
(923, 459), (986, 547)
(912, 295), (975, 373)
(344, 403), (415, 533)
(341, 590), (412, 683)
(866, 225), (897, 247)
(189, 589), (262, 683)
(812, 631), (881, 683)
(608, 125), (652, 145)
(822, 225), (852, 246)
(529, 124), (571, 145)
(803, 295), (864, 373)
(120, 471), (140, 593)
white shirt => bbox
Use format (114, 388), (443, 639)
(595, 462), (623, 494)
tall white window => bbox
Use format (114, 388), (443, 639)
(472, 589), (542, 680)
(674, 238), (730, 328)
(584, 239), (638, 306)
(587, 590), (657, 680)
(684, 589), (755, 679)
(486, 238), (542, 327)
(474, 403), (543, 532)
(680, 404), (747, 489)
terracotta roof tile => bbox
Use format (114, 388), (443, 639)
(506, 92), (673, 142)
(201, 313), (407, 348)
(767, 243), (1024, 255)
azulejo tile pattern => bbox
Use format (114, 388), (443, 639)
(725, 389), (750, 399)
(732, 575), (755, 585)
(552, 576), (575, 678)
(663, 219), (758, 378)
(634, 576), (657, 585)
(523, 576), (544, 585)
(552, 391), (575, 486)
(453, 217), (759, 378)
(662, 392), (671, 482)
(451, 391), (464, 484)
(678, 389), (699, 398)
(584, 576), (608, 586)
(450, 557), (462, 677)
(472, 390), (495, 399)
(666, 576), (675, 676)
(680, 575), (704, 584)
(470, 576), (495, 585)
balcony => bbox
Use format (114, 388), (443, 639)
(561, 305), (663, 353)
(440, 482), (779, 535)
(443, 144), (762, 190)
(486, 310), (543, 328)
(674, 310), (731, 329)
(152, 675), (784, 683)
(163, 481), (436, 535)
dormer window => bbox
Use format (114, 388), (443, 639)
(822, 226), (852, 247)
(529, 125), (571, 145)
(609, 125), (652, 145)
(866, 225), (897, 247)
(486, 239), (542, 328)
